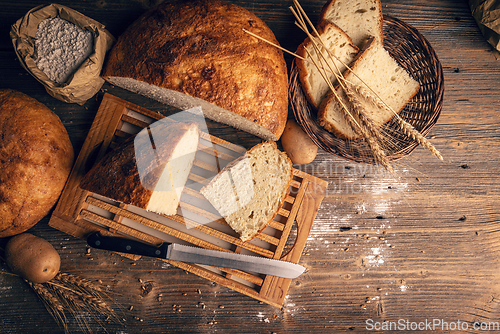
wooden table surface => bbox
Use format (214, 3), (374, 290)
(2, 0), (500, 333)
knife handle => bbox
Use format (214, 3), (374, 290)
(87, 231), (170, 259)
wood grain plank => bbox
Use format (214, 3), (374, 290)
(4, 0), (500, 333)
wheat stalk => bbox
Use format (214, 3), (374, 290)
(290, 0), (346, 88)
(53, 283), (87, 309)
(290, 2), (368, 141)
(307, 47), (394, 171)
(345, 87), (383, 143)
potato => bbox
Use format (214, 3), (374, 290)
(280, 119), (318, 164)
(5, 233), (61, 283)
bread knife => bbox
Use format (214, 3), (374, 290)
(87, 232), (305, 279)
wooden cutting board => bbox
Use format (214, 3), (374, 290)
(49, 93), (328, 307)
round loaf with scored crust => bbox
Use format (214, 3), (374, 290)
(0, 89), (74, 238)
(102, 0), (288, 141)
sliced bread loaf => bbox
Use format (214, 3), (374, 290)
(102, 0), (288, 141)
(80, 121), (199, 216)
(200, 141), (293, 242)
(318, 38), (420, 139)
(295, 22), (358, 109)
(319, 0), (383, 47)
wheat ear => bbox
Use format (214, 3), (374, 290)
(399, 120), (443, 160)
(344, 82), (400, 149)
(28, 281), (68, 332)
(342, 90), (393, 172)
(345, 80), (443, 160)
(54, 272), (103, 293)
(341, 100), (392, 172)
(28, 281), (65, 312)
(47, 280), (114, 313)
(344, 86), (384, 143)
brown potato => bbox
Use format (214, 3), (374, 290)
(280, 119), (318, 164)
(5, 233), (61, 283)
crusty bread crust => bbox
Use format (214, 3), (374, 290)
(0, 89), (74, 237)
(317, 90), (353, 139)
(103, 0), (288, 140)
(80, 122), (197, 211)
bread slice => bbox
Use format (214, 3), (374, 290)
(295, 22), (358, 109)
(102, 0), (288, 141)
(318, 38), (420, 139)
(80, 121), (199, 216)
(200, 141), (293, 242)
(319, 0), (383, 47)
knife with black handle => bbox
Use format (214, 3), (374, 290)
(87, 232), (305, 279)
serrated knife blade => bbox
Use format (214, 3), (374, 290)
(87, 232), (305, 279)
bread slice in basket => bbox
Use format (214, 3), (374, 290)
(319, 0), (383, 48)
(201, 141), (293, 242)
(295, 21), (359, 109)
(318, 38), (420, 140)
(80, 121), (199, 216)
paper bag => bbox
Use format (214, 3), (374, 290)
(469, 0), (500, 52)
(10, 4), (115, 105)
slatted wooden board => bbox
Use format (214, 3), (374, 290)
(49, 93), (327, 307)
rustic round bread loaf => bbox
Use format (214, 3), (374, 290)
(102, 0), (288, 141)
(0, 89), (74, 238)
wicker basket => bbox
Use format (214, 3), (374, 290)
(289, 15), (444, 164)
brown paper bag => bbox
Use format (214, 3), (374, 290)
(10, 4), (115, 105)
(469, 0), (500, 52)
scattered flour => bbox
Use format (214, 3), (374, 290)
(256, 312), (270, 323)
(34, 17), (93, 84)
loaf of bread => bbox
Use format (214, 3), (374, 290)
(200, 141), (292, 242)
(80, 121), (199, 216)
(0, 89), (74, 238)
(319, 0), (383, 47)
(318, 38), (420, 139)
(102, 0), (288, 141)
(295, 22), (358, 109)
